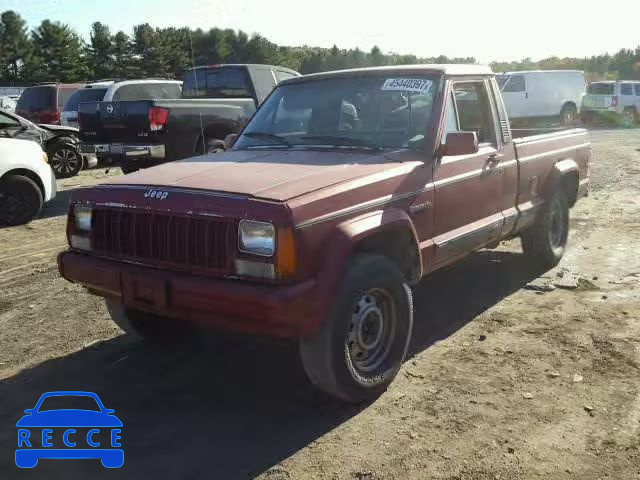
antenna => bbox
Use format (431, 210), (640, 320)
(189, 29), (206, 154)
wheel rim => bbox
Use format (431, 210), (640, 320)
(548, 199), (565, 248)
(562, 110), (574, 125)
(51, 147), (81, 175)
(346, 288), (396, 374)
(623, 111), (634, 127)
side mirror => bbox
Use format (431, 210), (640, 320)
(105, 409), (115, 414)
(442, 132), (479, 156)
(24, 409), (34, 414)
(224, 133), (237, 150)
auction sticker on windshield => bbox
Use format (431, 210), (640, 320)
(381, 78), (432, 93)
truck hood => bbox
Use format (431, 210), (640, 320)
(107, 149), (403, 201)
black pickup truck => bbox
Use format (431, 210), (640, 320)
(78, 64), (300, 173)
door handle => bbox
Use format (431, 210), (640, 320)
(525, 92), (528, 99)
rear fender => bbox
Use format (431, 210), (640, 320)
(546, 158), (579, 206)
(303, 208), (421, 335)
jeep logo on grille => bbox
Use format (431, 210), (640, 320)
(144, 189), (169, 200)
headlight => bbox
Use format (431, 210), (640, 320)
(74, 204), (93, 232)
(238, 220), (275, 257)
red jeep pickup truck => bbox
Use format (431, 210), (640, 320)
(58, 65), (590, 402)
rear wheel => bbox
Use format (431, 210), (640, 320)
(560, 104), (577, 126)
(48, 141), (82, 178)
(299, 254), (413, 403)
(521, 188), (569, 270)
(0, 175), (43, 226)
(621, 109), (636, 128)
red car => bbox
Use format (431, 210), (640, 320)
(58, 65), (591, 402)
(16, 83), (84, 125)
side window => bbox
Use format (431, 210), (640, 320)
(452, 82), (496, 145)
(443, 93), (459, 136)
(621, 84), (633, 96)
(502, 75), (525, 93)
(58, 87), (77, 109)
(635, 84), (640, 96)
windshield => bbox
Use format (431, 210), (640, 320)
(64, 88), (108, 111)
(496, 75), (509, 88)
(587, 83), (614, 95)
(235, 75), (439, 151)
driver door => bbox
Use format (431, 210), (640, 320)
(431, 79), (504, 268)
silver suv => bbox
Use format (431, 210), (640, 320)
(581, 81), (640, 126)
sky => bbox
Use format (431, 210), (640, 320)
(3, 0), (639, 63)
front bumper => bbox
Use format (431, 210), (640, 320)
(57, 251), (318, 338)
(81, 143), (165, 160)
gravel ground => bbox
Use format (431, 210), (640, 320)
(0, 129), (639, 479)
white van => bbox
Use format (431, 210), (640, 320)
(496, 70), (586, 125)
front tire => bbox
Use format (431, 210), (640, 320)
(0, 175), (43, 226)
(47, 140), (82, 178)
(299, 254), (413, 403)
(521, 188), (569, 270)
(621, 109), (636, 128)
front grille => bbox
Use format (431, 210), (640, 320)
(91, 208), (236, 272)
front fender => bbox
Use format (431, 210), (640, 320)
(302, 208), (421, 335)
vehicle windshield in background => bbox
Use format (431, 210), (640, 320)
(496, 75), (509, 89)
(64, 88), (108, 111)
(182, 67), (252, 98)
(111, 83), (182, 101)
(235, 75), (439, 151)
(587, 83), (614, 95)
(16, 86), (54, 112)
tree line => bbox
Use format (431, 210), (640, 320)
(1, 9), (639, 85)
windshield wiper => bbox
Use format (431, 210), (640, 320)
(300, 135), (383, 150)
(243, 131), (291, 146)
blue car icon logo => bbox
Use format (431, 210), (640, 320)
(16, 391), (123, 468)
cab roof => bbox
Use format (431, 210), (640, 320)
(281, 64), (493, 85)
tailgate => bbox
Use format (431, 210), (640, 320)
(78, 100), (160, 143)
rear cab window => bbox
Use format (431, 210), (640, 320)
(182, 67), (252, 98)
(16, 86), (54, 112)
(64, 88), (108, 111)
(111, 83), (181, 101)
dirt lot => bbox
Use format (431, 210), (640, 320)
(1, 129), (639, 479)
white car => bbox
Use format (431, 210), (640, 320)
(581, 81), (640, 127)
(0, 138), (57, 225)
(496, 70), (586, 125)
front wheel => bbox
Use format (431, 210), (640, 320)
(48, 141), (83, 178)
(521, 188), (569, 270)
(621, 109), (636, 128)
(299, 254), (413, 403)
(0, 175), (43, 226)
